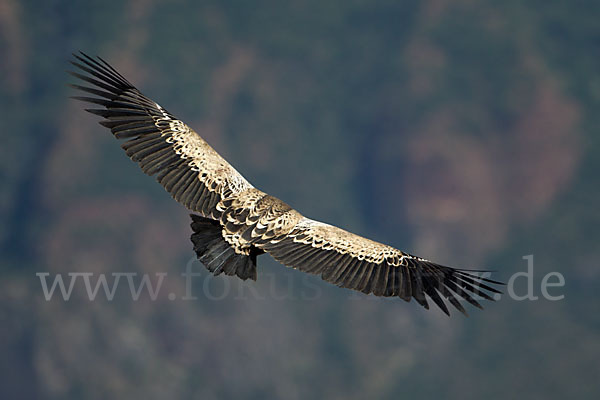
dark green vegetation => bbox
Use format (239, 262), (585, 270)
(1, 0), (598, 399)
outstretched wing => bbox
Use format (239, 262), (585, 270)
(259, 217), (502, 316)
(68, 52), (252, 218)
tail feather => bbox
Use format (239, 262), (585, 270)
(190, 214), (257, 281)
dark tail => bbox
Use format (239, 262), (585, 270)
(190, 214), (258, 281)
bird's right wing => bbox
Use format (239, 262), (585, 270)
(69, 52), (252, 218)
(259, 217), (502, 316)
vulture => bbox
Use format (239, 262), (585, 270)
(69, 52), (502, 316)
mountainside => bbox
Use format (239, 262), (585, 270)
(1, 1), (598, 399)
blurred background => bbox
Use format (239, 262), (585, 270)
(1, 0), (599, 398)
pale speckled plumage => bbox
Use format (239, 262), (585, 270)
(290, 218), (423, 265)
(156, 112), (253, 199)
(70, 52), (503, 316)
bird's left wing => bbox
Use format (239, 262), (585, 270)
(68, 52), (252, 218)
(258, 217), (502, 316)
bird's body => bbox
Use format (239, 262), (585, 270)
(70, 52), (502, 316)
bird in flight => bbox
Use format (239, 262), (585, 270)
(69, 52), (502, 316)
